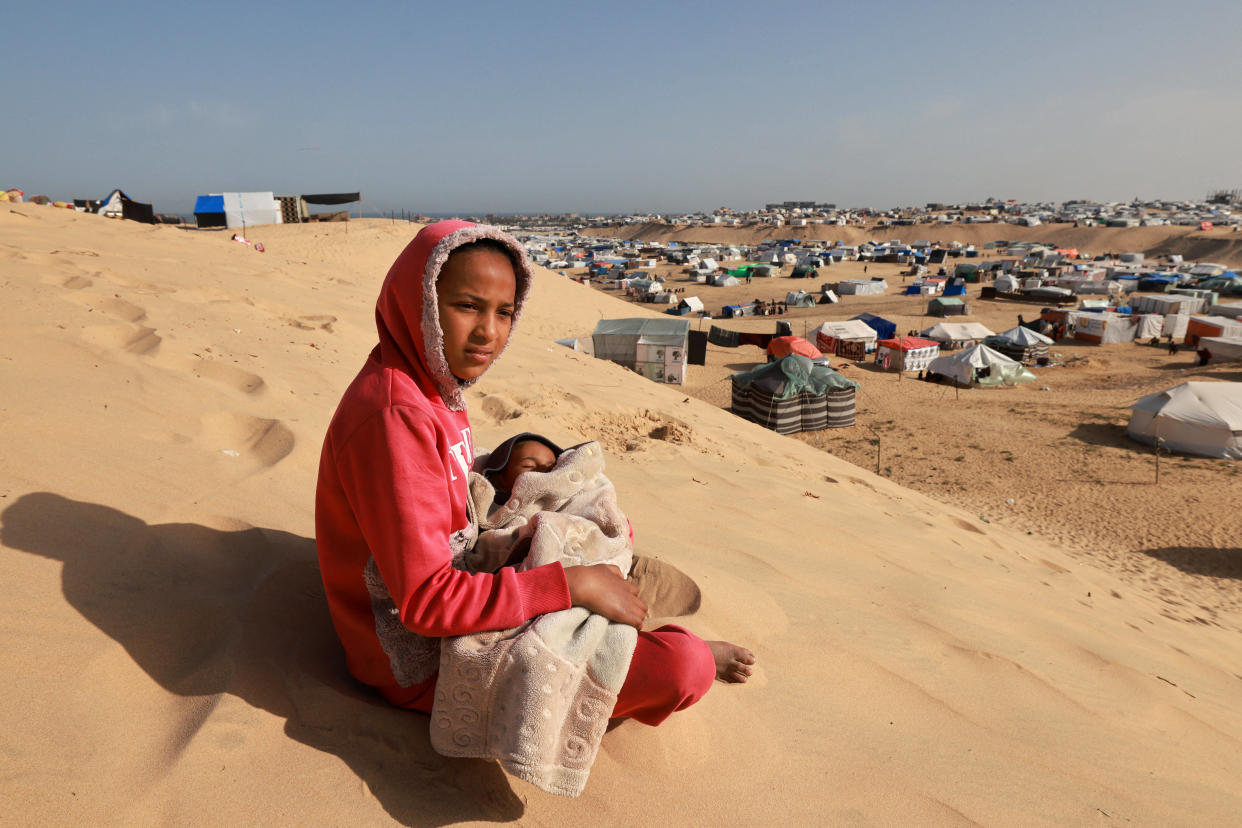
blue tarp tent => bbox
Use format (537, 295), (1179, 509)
(193, 195), (226, 228)
(943, 283), (967, 296)
(851, 313), (897, 340)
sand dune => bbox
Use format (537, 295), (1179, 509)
(3, 206), (1242, 825)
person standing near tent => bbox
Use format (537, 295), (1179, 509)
(315, 220), (753, 728)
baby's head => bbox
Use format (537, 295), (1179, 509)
(481, 433), (563, 495)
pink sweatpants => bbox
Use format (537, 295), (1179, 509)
(403, 624), (715, 726)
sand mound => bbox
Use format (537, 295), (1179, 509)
(3, 206), (1241, 824)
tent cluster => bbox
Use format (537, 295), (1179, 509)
(193, 192), (360, 228)
(730, 355), (860, 434)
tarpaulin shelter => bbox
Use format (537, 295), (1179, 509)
(927, 297), (968, 317)
(1185, 314), (1242, 345)
(194, 192), (280, 228)
(730, 355), (860, 434)
(1199, 336), (1242, 362)
(927, 343), (1036, 387)
(1126, 381), (1242, 459)
(785, 291), (815, 308)
(919, 321), (994, 349)
(592, 318), (690, 384)
(814, 319), (877, 358)
(836, 279), (887, 295)
(97, 189), (155, 223)
(874, 337), (939, 372)
(1069, 311), (1139, 344)
(851, 313), (896, 341)
(766, 336), (821, 361)
(985, 326), (1052, 363)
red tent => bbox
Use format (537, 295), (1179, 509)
(767, 336), (822, 360)
(876, 336), (939, 351)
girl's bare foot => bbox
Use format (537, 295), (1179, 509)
(707, 640), (755, 683)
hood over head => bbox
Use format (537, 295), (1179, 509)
(375, 220), (534, 411)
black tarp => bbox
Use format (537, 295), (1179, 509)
(302, 192), (360, 205)
(121, 197), (155, 224)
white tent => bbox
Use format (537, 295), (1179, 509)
(711, 274), (741, 287)
(927, 343), (1035, 386)
(993, 325), (1053, 346)
(1126, 382), (1242, 459)
(220, 192), (281, 228)
(920, 322), (995, 346)
(677, 296), (705, 314)
(1199, 336), (1242, 362)
(785, 291), (815, 308)
(836, 279), (887, 295)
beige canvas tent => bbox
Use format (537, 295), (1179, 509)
(1126, 382), (1242, 459)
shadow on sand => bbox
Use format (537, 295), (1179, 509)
(0, 492), (523, 826)
(1138, 546), (1242, 580)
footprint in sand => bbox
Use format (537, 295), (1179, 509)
(286, 315), (337, 332)
(478, 394), (524, 423)
(61, 275), (93, 290)
(200, 412), (294, 467)
(948, 515), (986, 535)
(82, 323), (163, 355)
(186, 359), (266, 395)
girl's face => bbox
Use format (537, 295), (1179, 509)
(436, 247), (517, 381)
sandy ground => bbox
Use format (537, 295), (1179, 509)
(3, 206), (1242, 826)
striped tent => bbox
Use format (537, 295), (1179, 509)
(730, 355), (859, 434)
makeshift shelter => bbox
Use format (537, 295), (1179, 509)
(984, 326), (1052, 363)
(919, 322), (995, 349)
(194, 192), (281, 229)
(836, 279), (887, 295)
(1131, 295), (1207, 315)
(730, 355), (860, 434)
(927, 297), (968, 317)
(851, 313), (897, 341)
(673, 296), (704, 315)
(927, 344), (1036, 387)
(591, 318), (690, 385)
(814, 320), (877, 359)
(1069, 311), (1139, 344)
(874, 337), (940, 372)
(785, 291), (815, 308)
(1185, 315), (1242, 346)
(1126, 382), (1242, 459)
(711, 274), (741, 287)
(766, 336), (822, 362)
(1199, 337), (1242, 362)
(302, 192), (360, 220)
(97, 189), (155, 223)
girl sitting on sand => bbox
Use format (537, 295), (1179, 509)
(314, 221), (753, 734)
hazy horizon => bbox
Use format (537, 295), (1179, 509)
(8, 1), (1242, 216)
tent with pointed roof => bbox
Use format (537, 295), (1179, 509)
(1126, 381), (1242, 459)
(985, 325), (1053, 363)
(927, 343), (1036, 387)
(730, 355), (859, 434)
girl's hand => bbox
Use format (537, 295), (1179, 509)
(563, 564), (647, 629)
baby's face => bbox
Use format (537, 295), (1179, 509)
(498, 441), (557, 492)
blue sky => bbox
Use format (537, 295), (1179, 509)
(6, 0), (1242, 214)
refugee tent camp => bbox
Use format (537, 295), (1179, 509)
(730, 354), (860, 434)
(813, 319), (877, 359)
(1126, 381), (1242, 459)
(874, 337), (940, 372)
(591, 318), (690, 385)
(984, 325), (1053, 363)
(919, 321), (995, 349)
(926, 343), (1036, 387)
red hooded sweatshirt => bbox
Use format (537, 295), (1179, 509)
(315, 221), (572, 707)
